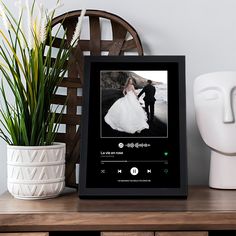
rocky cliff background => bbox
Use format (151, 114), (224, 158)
(100, 71), (160, 89)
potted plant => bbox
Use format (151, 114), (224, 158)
(0, 0), (85, 199)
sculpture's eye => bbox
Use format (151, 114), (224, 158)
(202, 90), (220, 101)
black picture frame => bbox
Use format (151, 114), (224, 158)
(79, 56), (187, 198)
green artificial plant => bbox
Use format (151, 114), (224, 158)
(0, 0), (85, 146)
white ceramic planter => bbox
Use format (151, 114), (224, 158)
(7, 142), (65, 200)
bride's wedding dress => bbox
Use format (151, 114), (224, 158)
(104, 90), (149, 134)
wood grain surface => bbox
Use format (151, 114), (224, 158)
(155, 233), (208, 236)
(0, 187), (236, 231)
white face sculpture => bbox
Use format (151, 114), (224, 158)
(194, 71), (236, 154)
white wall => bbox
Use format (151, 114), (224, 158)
(1, 0), (236, 194)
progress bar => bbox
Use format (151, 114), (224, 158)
(101, 160), (168, 163)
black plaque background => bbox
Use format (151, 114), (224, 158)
(79, 56), (187, 198)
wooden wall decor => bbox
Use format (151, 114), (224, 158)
(49, 10), (144, 187)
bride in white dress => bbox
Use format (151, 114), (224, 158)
(104, 77), (149, 134)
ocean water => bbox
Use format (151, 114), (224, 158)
(154, 84), (168, 103)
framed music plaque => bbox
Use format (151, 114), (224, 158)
(79, 56), (187, 198)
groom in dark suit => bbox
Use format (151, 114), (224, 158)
(138, 80), (156, 122)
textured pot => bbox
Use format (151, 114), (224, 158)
(7, 142), (65, 200)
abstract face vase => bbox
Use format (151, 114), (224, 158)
(194, 71), (236, 189)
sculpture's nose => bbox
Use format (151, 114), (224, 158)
(223, 93), (234, 123)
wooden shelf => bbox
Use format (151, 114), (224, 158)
(0, 186), (236, 232)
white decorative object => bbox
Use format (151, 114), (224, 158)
(7, 142), (65, 200)
(194, 71), (236, 189)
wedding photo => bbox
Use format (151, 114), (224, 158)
(100, 70), (168, 138)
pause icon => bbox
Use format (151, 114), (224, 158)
(130, 167), (139, 176)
